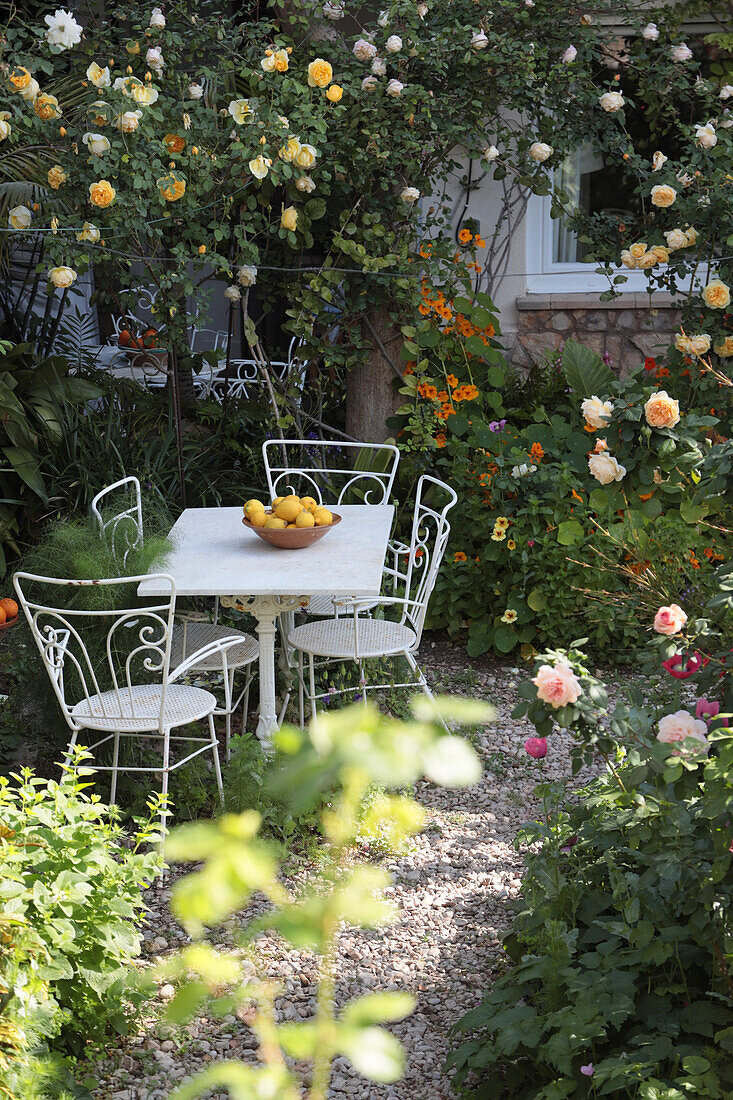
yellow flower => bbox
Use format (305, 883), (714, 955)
(47, 164), (67, 189)
(714, 335), (733, 357)
(279, 136), (301, 162)
(76, 221), (100, 242)
(34, 94), (61, 121)
(8, 66), (32, 91)
(228, 98), (252, 125)
(494, 516), (510, 529)
(326, 84), (343, 102)
(86, 62), (111, 88)
(281, 205), (298, 231)
(132, 83), (159, 106)
(649, 245), (670, 264)
(500, 609), (518, 623)
(261, 49), (289, 73)
(158, 174), (186, 201)
(702, 278), (731, 310)
(308, 58), (333, 87)
(491, 529), (506, 542)
(0, 119), (11, 141)
(164, 133), (186, 154)
(249, 154), (272, 180)
(628, 241), (647, 260)
(198, 244), (206, 254)
(126, 40), (141, 55)
(295, 143), (317, 169)
(89, 100), (110, 127)
(89, 179), (116, 208)
(650, 184), (677, 208)
(48, 266), (77, 289)
(507, 539), (516, 550)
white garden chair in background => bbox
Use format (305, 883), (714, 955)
(13, 572), (246, 838)
(91, 477), (258, 759)
(209, 335), (306, 400)
(285, 474), (457, 727)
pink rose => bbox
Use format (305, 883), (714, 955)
(657, 709), (709, 753)
(524, 736), (547, 759)
(532, 661), (582, 709)
(696, 698), (729, 727)
(653, 604), (688, 636)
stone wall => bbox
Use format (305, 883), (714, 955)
(511, 293), (682, 375)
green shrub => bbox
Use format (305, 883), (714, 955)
(0, 752), (162, 1077)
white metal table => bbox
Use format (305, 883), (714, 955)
(138, 504), (394, 747)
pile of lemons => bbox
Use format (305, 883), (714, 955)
(243, 494), (334, 530)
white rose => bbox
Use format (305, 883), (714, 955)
(377, 10), (389, 26)
(149, 7), (166, 28)
(353, 38), (377, 61)
(671, 43), (692, 62)
(652, 151), (667, 171)
(588, 453), (626, 485)
(471, 30), (488, 50)
(82, 131), (111, 155)
(529, 141), (553, 162)
(188, 82), (204, 99)
(115, 109), (142, 132)
(0, 119), (11, 141)
(238, 264), (257, 287)
(676, 169), (694, 187)
(642, 22), (659, 40)
(684, 226), (698, 246)
(484, 144), (499, 161)
(400, 186), (420, 203)
(249, 154), (272, 179)
(385, 35), (402, 53)
(720, 110), (733, 129)
(146, 46), (164, 72)
(76, 221), (100, 243)
(371, 56), (387, 76)
(361, 76), (378, 92)
(720, 84), (733, 100)
(386, 78), (404, 97)
(224, 285), (241, 302)
(417, 3), (428, 17)
(295, 143), (318, 169)
(44, 9), (83, 50)
(323, 1), (344, 18)
(86, 61), (111, 88)
(133, 83), (159, 106)
(113, 75), (134, 94)
(228, 98), (252, 125)
(561, 45), (577, 63)
(581, 395), (614, 428)
(20, 78), (40, 101)
(511, 463), (536, 478)
(48, 265), (77, 289)
(8, 205), (31, 230)
(600, 91), (624, 112)
(665, 228), (688, 250)
(694, 122), (717, 149)
(295, 175), (316, 192)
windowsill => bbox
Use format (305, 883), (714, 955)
(516, 292), (684, 311)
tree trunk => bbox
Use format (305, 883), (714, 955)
(346, 307), (402, 443)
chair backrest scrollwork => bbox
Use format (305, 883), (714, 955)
(262, 438), (400, 507)
(90, 477), (144, 567)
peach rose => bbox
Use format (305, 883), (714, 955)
(644, 390), (680, 429)
(588, 453), (626, 484)
(581, 395), (613, 428)
(657, 710), (708, 753)
(714, 335), (733, 357)
(702, 278), (731, 310)
(89, 179), (116, 207)
(532, 661), (582, 709)
(653, 604), (687, 636)
(650, 184), (677, 208)
(47, 164), (67, 190)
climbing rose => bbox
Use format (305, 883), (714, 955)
(653, 604), (688, 636)
(532, 662), (582, 709)
(524, 737), (547, 759)
(644, 390), (680, 429)
(657, 710), (709, 751)
(588, 453), (626, 485)
(581, 395), (613, 427)
(45, 8), (82, 49)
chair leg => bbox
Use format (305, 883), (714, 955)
(241, 672), (251, 736)
(357, 659), (368, 707)
(208, 713), (225, 810)
(109, 731), (120, 805)
(308, 653), (318, 724)
(159, 726), (171, 858)
(405, 651), (449, 732)
(298, 652), (305, 729)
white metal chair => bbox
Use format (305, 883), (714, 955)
(209, 336), (306, 400)
(90, 478), (258, 760)
(285, 474), (457, 727)
(12, 572), (246, 838)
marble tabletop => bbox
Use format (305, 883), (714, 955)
(138, 504), (394, 598)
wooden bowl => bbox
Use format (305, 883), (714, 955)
(242, 511), (341, 550)
(0, 615), (18, 632)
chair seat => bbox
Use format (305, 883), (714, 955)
(288, 616), (417, 659)
(304, 594), (383, 617)
(71, 684), (217, 732)
(172, 622), (258, 672)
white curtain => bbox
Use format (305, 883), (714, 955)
(552, 144), (604, 263)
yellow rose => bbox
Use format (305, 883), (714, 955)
(295, 143), (317, 169)
(650, 245), (670, 264)
(644, 390), (681, 429)
(688, 334), (711, 356)
(48, 266), (77, 289)
(228, 98), (252, 125)
(281, 205), (298, 231)
(261, 53), (276, 72)
(89, 100), (110, 127)
(702, 278), (731, 310)
(9, 66), (32, 91)
(86, 62), (111, 88)
(279, 136), (301, 162)
(249, 154), (272, 180)
(629, 241), (647, 260)
(164, 133), (186, 154)
(158, 174), (186, 201)
(308, 58), (333, 87)
(20, 78), (40, 102)
(34, 94), (61, 121)
(47, 164), (67, 190)
(115, 110), (142, 132)
(326, 84), (343, 102)
(650, 184), (676, 208)
(714, 335), (733, 357)
(0, 118), (10, 141)
(133, 83), (159, 106)
(89, 179), (116, 208)
(126, 40), (141, 55)
(273, 49), (289, 72)
(76, 221), (100, 243)
(637, 251), (657, 269)
(8, 205), (32, 230)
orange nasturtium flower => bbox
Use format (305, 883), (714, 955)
(446, 373), (459, 389)
(530, 442), (544, 461)
(458, 227), (473, 244)
(435, 433), (447, 448)
(453, 551), (468, 562)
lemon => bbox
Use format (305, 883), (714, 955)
(295, 510), (316, 529)
(249, 510), (267, 528)
(244, 498), (266, 517)
(301, 496), (318, 511)
(272, 496), (284, 508)
(274, 495), (304, 522)
(286, 523), (298, 528)
(264, 516), (287, 529)
(313, 506), (333, 526)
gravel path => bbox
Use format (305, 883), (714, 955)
(89, 646), (616, 1100)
